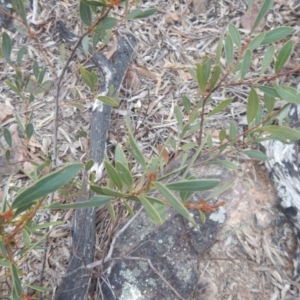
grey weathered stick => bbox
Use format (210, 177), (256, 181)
(54, 22), (136, 300)
(261, 102), (300, 280)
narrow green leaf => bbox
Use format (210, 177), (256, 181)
(208, 98), (233, 117)
(12, 0), (28, 26)
(22, 229), (31, 247)
(213, 159), (238, 170)
(202, 58), (211, 87)
(3, 128), (12, 147)
(196, 63), (205, 92)
(251, 0), (274, 33)
(17, 46), (26, 65)
(216, 36), (223, 65)
(260, 45), (274, 75)
(261, 26), (293, 45)
(247, 88), (259, 124)
(107, 201), (116, 222)
(262, 94), (275, 114)
(33, 61), (39, 79)
(48, 195), (111, 209)
(82, 35), (89, 57)
(257, 85), (280, 98)
(219, 129), (226, 143)
(229, 121), (237, 140)
(247, 33), (265, 51)
(30, 221), (63, 230)
(97, 96), (119, 107)
(166, 179), (219, 192)
(0, 259), (10, 267)
(115, 162), (133, 189)
(258, 125), (300, 140)
(224, 35), (234, 65)
(5, 80), (22, 97)
(275, 40), (294, 73)
(23, 284), (51, 293)
(181, 142), (196, 151)
(174, 105), (183, 128)
(153, 202), (167, 222)
(126, 8), (157, 20)
(206, 180), (234, 200)
(209, 64), (221, 90)
(228, 24), (241, 48)
(182, 95), (191, 113)
(275, 84), (300, 104)
(2, 31), (12, 66)
(79, 64), (94, 91)
(104, 160), (123, 191)
(123, 199), (134, 216)
(83, 0), (108, 7)
(140, 196), (163, 225)
(36, 80), (52, 94)
(125, 117), (147, 168)
(10, 263), (22, 298)
(85, 159), (94, 171)
(80, 0), (92, 26)
(153, 182), (197, 226)
(243, 149), (268, 161)
(115, 144), (128, 166)
(240, 49), (251, 80)
(5, 149), (10, 161)
(12, 163), (83, 212)
(100, 187), (125, 197)
(25, 123), (34, 140)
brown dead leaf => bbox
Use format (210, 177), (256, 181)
(157, 144), (169, 165)
(123, 67), (141, 90)
(134, 66), (157, 80)
(240, 2), (266, 31)
(165, 11), (179, 24)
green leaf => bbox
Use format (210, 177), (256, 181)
(3, 128), (12, 147)
(0, 259), (10, 267)
(140, 196), (163, 225)
(224, 35), (234, 65)
(22, 229), (31, 247)
(80, 0), (92, 26)
(36, 80), (52, 94)
(196, 63), (205, 92)
(97, 96), (119, 107)
(29, 221), (63, 230)
(181, 142), (196, 151)
(174, 105), (184, 128)
(240, 49), (251, 80)
(213, 159), (238, 170)
(229, 121), (237, 140)
(5, 80), (22, 96)
(260, 45), (274, 75)
(258, 125), (300, 140)
(219, 129), (226, 143)
(107, 201), (116, 221)
(48, 195), (111, 209)
(82, 35), (89, 57)
(216, 36), (223, 65)
(5, 149), (10, 161)
(126, 8), (157, 20)
(228, 24), (241, 48)
(12, 163), (83, 213)
(10, 263), (22, 298)
(202, 58), (211, 88)
(206, 180), (234, 200)
(96, 17), (118, 31)
(251, 0), (274, 33)
(104, 160), (123, 191)
(166, 179), (219, 192)
(25, 123), (34, 140)
(17, 46), (26, 65)
(182, 95), (191, 113)
(115, 144), (128, 166)
(85, 159), (94, 171)
(23, 284), (51, 293)
(153, 182), (197, 226)
(79, 64), (94, 92)
(275, 40), (293, 73)
(257, 85), (280, 98)
(247, 33), (265, 51)
(125, 117), (147, 168)
(122, 199), (134, 216)
(247, 88), (259, 125)
(144, 196), (166, 205)
(275, 84), (300, 104)
(12, 0), (28, 27)
(33, 61), (39, 78)
(262, 93), (275, 113)
(100, 187), (124, 197)
(208, 98), (233, 117)
(115, 162), (133, 189)
(83, 0), (108, 6)
(261, 26), (293, 45)
(209, 65), (221, 90)
(243, 149), (268, 161)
